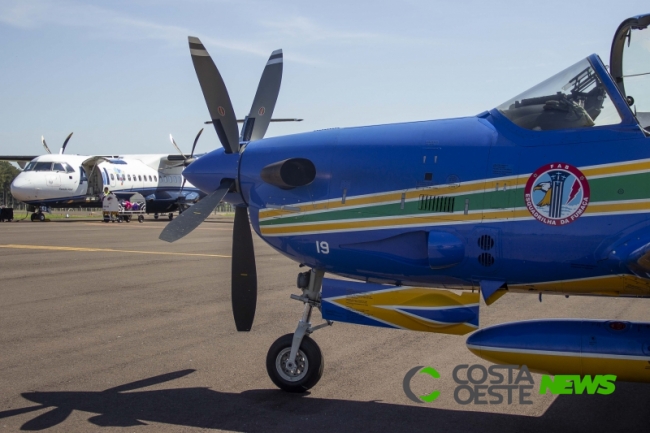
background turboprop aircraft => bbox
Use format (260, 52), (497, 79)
(0, 46), (291, 222)
(0, 131), (206, 221)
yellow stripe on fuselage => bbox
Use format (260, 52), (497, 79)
(259, 199), (650, 236)
(259, 158), (650, 221)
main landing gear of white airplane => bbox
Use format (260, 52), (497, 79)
(266, 269), (332, 392)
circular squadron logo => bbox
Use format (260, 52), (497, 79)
(524, 163), (590, 226)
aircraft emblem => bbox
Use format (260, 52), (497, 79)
(524, 163), (590, 226)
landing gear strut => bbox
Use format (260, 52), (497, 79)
(266, 269), (332, 392)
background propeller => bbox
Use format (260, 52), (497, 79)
(160, 39), (285, 332)
(41, 136), (52, 154)
(41, 132), (73, 155)
(168, 128), (204, 168)
(60, 132), (73, 154)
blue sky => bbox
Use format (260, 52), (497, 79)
(0, 0), (647, 156)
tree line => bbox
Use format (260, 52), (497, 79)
(0, 161), (21, 207)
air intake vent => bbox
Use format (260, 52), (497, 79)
(478, 252), (495, 267)
(418, 195), (454, 213)
(478, 235), (494, 251)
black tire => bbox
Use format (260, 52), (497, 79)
(266, 333), (324, 393)
(138, 215), (144, 223)
(30, 213), (37, 222)
(154, 214), (159, 220)
(38, 213), (45, 222)
(168, 213), (174, 221)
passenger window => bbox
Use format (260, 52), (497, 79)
(110, 174), (115, 181)
(138, 175), (142, 181)
(154, 175), (157, 182)
(148, 175), (152, 182)
(128, 174), (132, 181)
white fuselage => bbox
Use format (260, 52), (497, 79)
(10, 153), (201, 210)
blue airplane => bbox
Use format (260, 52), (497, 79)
(161, 15), (650, 392)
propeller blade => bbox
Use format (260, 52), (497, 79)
(60, 132), (73, 154)
(190, 128), (204, 159)
(232, 206), (257, 331)
(159, 180), (233, 243)
(169, 134), (186, 160)
(179, 177), (187, 195)
(188, 36), (239, 154)
(41, 136), (52, 154)
(241, 49), (283, 142)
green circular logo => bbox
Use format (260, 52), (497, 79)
(403, 366), (440, 403)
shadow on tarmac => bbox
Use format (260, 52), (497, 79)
(1, 369), (648, 432)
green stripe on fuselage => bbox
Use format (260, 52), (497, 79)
(258, 172), (650, 226)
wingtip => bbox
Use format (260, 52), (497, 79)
(188, 36), (201, 44)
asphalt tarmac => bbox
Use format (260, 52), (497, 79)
(1, 216), (649, 432)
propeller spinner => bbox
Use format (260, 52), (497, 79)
(160, 38), (284, 332)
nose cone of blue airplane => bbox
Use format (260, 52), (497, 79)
(182, 147), (240, 194)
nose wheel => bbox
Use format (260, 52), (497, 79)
(265, 269), (331, 392)
(266, 333), (323, 392)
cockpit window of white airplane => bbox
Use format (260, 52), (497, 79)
(23, 161), (75, 173)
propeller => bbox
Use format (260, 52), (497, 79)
(169, 128), (205, 203)
(189, 37), (239, 154)
(60, 132), (73, 154)
(168, 128), (204, 168)
(159, 38), (284, 332)
(240, 49), (283, 142)
(160, 180), (234, 243)
(41, 136), (52, 154)
(41, 132), (73, 155)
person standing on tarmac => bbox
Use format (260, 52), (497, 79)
(101, 186), (119, 222)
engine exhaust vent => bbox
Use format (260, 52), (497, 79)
(261, 158), (316, 190)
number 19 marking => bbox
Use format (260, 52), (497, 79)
(316, 241), (330, 254)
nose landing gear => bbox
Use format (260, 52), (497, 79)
(30, 207), (47, 222)
(266, 269), (332, 392)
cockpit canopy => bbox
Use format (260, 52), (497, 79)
(497, 58), (622, 131)
(24, 161), (75, 173)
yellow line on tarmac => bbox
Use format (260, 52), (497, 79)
(0, 244), (230, 258)
(80, 223), (232, 230)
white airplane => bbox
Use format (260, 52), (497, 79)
(2, 47), (297, 222)
(1, 132), (205, 221)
